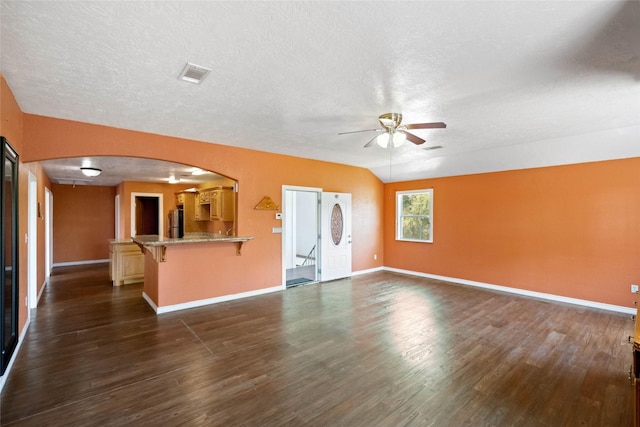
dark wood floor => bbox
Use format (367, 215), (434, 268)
(0, 264), (634, 426)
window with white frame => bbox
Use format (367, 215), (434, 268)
(396, 189), (433, 242)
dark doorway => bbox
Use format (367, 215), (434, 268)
(135, 196), (159, 235)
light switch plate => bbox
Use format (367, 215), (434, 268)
(275, 213), (282, 220)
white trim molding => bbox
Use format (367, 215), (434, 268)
(352, 266), (384, 276)
(142, 292), (159, 313)
(52, 259), (109, 267)
(384, 267), (636, 315)
(143, 286), (283, 315)
(37, 279), (49, 306)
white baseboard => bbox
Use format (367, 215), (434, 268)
(384, 267), (636, 315)
(142, 292), (158, 313)
(53, 259), (109, 267)
(0, 317), (31, 394)
(351, 266), (384, 276)
(143, 286), (283, 314)
(37, 279), (48, 306)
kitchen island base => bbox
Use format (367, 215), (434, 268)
(133, 234), (272, 314)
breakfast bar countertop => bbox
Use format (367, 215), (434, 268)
(132, 233), (253, 246)
(132, 233), (254, 260)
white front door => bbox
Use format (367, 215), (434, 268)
(320, 192), (352, 282)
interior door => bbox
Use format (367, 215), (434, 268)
(320, 192), (352, 282)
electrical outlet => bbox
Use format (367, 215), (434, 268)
(632, 284), (638, 294)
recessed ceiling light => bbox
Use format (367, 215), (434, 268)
(178, 62), (212, 84)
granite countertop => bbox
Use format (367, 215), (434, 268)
(108, 239), (136, 245)
(132, 233), (253, 247)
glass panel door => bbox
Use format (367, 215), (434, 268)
(1, 137), (19, 376)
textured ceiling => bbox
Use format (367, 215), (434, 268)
(1, 1), (639, 183)
(39, 157), (223, 187)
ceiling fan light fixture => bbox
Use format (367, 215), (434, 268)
(80, 167), (102, 177)
(375, 133), (389, 148)
(376, 132), (406, 148)
(393, 132), (406, 147)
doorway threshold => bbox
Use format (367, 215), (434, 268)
(286, 277), (316, 288)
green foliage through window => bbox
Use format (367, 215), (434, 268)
(396, 189), (433, 242)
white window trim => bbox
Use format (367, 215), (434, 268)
(396, 188), (433, 243)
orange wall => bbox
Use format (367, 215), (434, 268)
(1, 74), (28, 335)
(22, 114), (385, 298)
(384, 158), (640, 308)
(52, 184), (116, 263)
(1, 74), (24, 152)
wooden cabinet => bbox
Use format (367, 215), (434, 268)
(109, 241), (144, 286)
(176, 191), (208, 233)
(199, 191), (210, 204)
(194, 187), (235, 222)
(210, 187), (235, 221)
(194, 194), (203, 220)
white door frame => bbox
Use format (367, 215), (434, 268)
(45, 187), (53, 281)
(281, 185), (322, 289)
(130, 192), (164, 237)
(27, 171), (38, 312)
(115, 194), (120, 239)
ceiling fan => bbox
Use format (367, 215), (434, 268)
(338, 113), (446, 148)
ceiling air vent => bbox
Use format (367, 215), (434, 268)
(178, 62), (212, 84)
(57, 179), (90, 186)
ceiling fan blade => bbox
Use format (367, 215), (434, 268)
(404, 122), (447, 130)
(400, 131), (425, 145)
(363, 134), (379, 148)
(338, 128), (380, 135)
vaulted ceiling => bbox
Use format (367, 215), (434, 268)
(1, 1), (639, 183)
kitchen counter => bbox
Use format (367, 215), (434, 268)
(132, 232), (265, 314)
(108, 239), (136, 245)
(132, 233), (253, 261)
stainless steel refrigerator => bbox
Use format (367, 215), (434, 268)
(168, 209), (184, 238)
